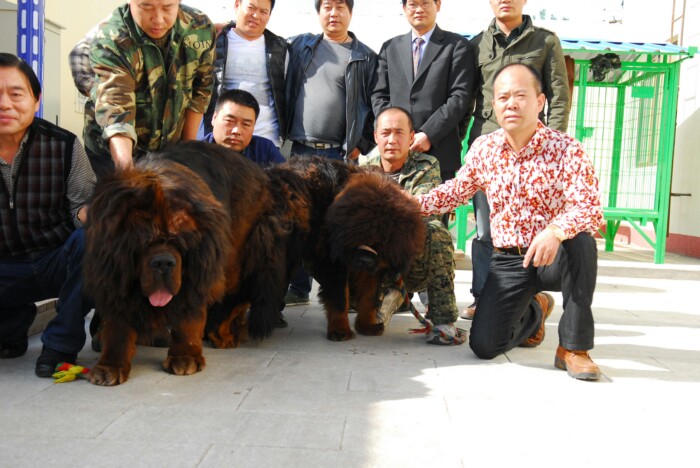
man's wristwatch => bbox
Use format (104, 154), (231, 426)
(547, 224), (567, 242)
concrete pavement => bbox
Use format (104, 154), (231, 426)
(2, 240), (700, 467)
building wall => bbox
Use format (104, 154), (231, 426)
(0, 1), (61, 124)
(45, 0), (122, 139)
(668, 0), (700, 257)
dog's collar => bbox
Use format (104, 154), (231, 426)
(357, 245), (378, 255)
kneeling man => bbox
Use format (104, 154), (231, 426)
(417, 63), (603, 379)
(362, 107), (461, 345)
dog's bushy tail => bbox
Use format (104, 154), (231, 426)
(246, 269), (284, 341)
(243, 217), (290, 341)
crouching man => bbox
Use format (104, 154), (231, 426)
(417, 63), (603, 380)
(362, 107), (461, 345)
(0, 54), (95, 376)
(203, 88), (284, 166)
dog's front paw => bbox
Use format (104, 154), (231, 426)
(327, 328), (356, 341)
(355, 319), (385, 336)
(207, 330), (237, 349)
(89, 364), (130, 386)
(162, 355), (206, 375)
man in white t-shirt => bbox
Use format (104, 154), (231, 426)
(202, 0), (288, 147)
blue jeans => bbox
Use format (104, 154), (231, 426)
(469, 233), (597, 359)
(288, 267), (313, 298)
(470, 190), (492, 301)
(0, 229), (93, 354)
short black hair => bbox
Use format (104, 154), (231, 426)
(492, 63), (544, 94)
(315, 0), (354, 13)
(0, 53), (41, 100)
(215, 88), (260, 120)
(239, 0), (276, 10)
(375, 106), (414, 132)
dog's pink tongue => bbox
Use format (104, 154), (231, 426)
(149, 290), (173, 307)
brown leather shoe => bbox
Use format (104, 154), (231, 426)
(554, 345), (600, 381)
(519, 292), (554, 348)
(459, 302), (476, 320)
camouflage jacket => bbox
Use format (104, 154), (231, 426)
(362, 151), (442, 221)
(84, 3), (215, 157)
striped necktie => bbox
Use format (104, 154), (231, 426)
(413, 37), (424, 78)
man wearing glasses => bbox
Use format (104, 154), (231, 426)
(372, 0), (476, 186)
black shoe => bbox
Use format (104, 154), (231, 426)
(276, 311), (289, 328)
(0, 338), (29, 359)
(35, 346), (77, 378)
(284, 291), (310, 306)
(0, 304), (37, 359)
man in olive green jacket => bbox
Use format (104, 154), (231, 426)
(82, 0), (216, 180)
(465, 0), (570, 320)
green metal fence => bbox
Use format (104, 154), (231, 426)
(565, 40), (696, 263)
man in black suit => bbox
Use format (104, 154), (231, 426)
(372, 0), (476, 184)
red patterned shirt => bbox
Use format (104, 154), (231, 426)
(418, 122), (603, 248)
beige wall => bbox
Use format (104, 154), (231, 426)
(670, 0), (700, 237)
(45, 0), (122, 139)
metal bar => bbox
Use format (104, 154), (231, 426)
(608, 85), (625, 209)
(652, 62), (681, 264)
(625, 217), (657, 249)
(16, 0), (45, 117)
(574, 62), (589, 142)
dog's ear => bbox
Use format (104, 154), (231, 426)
(84, 169), (159, 299)
(159, 166), (232, 307)
(348, 247), (379, 274)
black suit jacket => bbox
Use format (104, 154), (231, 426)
(372, 25), (476, 174)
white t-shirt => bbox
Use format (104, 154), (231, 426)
(224, 30), (280, 146)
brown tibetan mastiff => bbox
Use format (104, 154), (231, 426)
(270, 157), (426, 341)
(84, 142), (303, 385)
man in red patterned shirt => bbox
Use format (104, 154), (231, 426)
(417, 63), (604, 380)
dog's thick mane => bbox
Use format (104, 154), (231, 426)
(323, 171), (426, 275)
(84, 159), (231, 332)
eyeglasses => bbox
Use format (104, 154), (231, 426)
(405, 1), (435, 12)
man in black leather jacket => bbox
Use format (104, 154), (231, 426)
(202, 0), (287, 147)
(282, 0), (378, 306)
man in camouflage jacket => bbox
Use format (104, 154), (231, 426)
(362, 107), (460, 346)
(81, 1), (215, 180)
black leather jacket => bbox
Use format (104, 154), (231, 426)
(202, 22), (288, 139)
(285, 32), (377, 154)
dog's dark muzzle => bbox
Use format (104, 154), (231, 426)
(150, 252), (178, 274)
